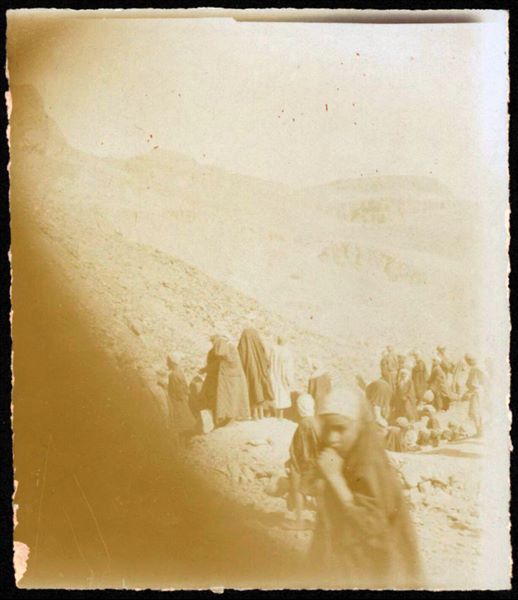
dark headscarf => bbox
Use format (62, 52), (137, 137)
(365, 378), (393, 421)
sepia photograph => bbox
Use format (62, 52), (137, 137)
(7, 8), (511, 590)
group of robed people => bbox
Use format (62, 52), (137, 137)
(164, 327), (339, 442)
(357, 345), (489, 451)
(161, 333), (491, 587)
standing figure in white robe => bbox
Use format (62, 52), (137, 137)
(269, 336), (294, 419)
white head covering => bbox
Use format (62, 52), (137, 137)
(317, 387), (362, 421)
(422, 389), (435, 403)
(296, 393), (315, 418)
(396, 416), (410, 428)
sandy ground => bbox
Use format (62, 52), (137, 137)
(181, 416), (484, 590)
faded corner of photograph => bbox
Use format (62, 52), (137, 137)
(7, 8), (511, 591)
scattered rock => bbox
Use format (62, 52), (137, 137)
(247, 439), (269, 447)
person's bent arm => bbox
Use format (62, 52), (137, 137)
(318, 449), (388, 539)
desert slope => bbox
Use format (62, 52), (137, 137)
(9, 84), (491, 588)
(11, 84), (485, 379)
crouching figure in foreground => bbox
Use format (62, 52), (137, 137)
(309, 387), (424, 589)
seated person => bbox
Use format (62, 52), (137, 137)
(385, 417), (414, 452)
(416, 405), (442, 447)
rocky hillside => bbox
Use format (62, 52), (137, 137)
(10, 84), (486, 380)
(9, 83), (494, 589)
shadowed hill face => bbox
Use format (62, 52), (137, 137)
(11, 185), (310, 590)
(9, 84), (68, 156)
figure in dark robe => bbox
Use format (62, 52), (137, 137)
(416, 405), (442, 446)
(437, 346), (455, 391)
(310, 387), (423, 589)
(166, 353), (197, 446)
(365, 377), (392, 423)
(437, 346), (454, 373)
(284, 393), (321, 530)
(392, 368), (418, 423)
(428, 358), (452, 412)
(188, 374), (204, 424)
(411, 350), (428, 401)
(238, 328), (274, 420)
(200, 335), (250, 425)
(199, 335), (221, 411)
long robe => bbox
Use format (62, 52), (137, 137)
(213, 337), (250, 422)
(269, 343), (294, 410)
(464, 366), (486, 422)
(411, 359), (428, 401)
(380, 352), (398, 390)
(428, 364), (451, 411)
(199, 346), (220, 411)
(452, 360), (469, 396)
(189, 375), (204, 417)
(237, 328), (273, 408)
(200, 338), (250, 421)
(440, 355), (455, 376)
(365, 378), (393, 422)
(384, 426), (409, 453)
(308, 370), (332, 414)
(289, 416), (321, 476)
(310, 422), (423, 588)
(392, 378), (418, 423)
(168, 365), (197, 433)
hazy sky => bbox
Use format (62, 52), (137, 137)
(8, 12), (508, 198)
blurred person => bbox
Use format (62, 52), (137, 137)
(392, 368), (418, 423)
(166, 352), (197, 447)
(364, 376), (392, 425)
(452, 357), (469, 397)
(428, 357), (452, 412)
(310, 387), (423, 588)
(380, 345), (398, 391)
(416, 405), (441, 447)
(308, 358), (332, 414)
(385, 417), (415, 453)
(411, 350), (429, 401)
(202, 332), (250, 426)
(188, 373), (205, 429)
(463, 353), (486, 438)
(238, 328), (274, 420)
(437, 346), (455, 383)
(284, 393), (321, 530)
(269, 336), (295, 419)
(199, 334), (221, 412)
